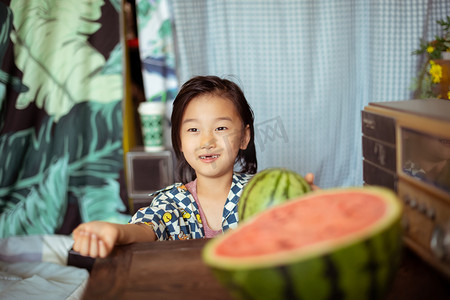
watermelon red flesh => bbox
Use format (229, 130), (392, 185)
(218, 193), (386, 258)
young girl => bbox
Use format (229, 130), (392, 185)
(72, 75), (316, 258)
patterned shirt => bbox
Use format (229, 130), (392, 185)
(129, 172), (253, 240)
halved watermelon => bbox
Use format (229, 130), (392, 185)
(203, 187), (403, 300)
(239, 168), (311, 222)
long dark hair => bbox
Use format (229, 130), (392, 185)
(171, 75), (257, 183)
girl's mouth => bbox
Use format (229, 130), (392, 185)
(199, 154), (220, 162)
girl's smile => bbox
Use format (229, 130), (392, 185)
(198, 154), (220, 162)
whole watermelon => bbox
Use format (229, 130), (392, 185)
(239, 168), (311, 222)
(203, 187), (403, 300)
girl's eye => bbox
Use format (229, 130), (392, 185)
(187, 128), (199, 132)
(216, 126), (227, 131)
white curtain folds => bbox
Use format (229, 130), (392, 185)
(169, 0), (449, 188)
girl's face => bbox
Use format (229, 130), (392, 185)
(180, 94), (250, 180)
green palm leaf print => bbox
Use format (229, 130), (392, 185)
(0, 101), (128, 238)
(9, 0), (122, 122)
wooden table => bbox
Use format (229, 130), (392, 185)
(81, 239), (450, 300)
(82, 239), (231, 300)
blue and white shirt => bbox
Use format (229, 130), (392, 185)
(129, 172), (253, 240)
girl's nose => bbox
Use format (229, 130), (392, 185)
(201, 132), (216, 149)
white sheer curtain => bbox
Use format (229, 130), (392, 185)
(169, 0), (450, 188)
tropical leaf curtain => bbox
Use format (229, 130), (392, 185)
(136, 0), (178, 104)
(0, 0), (129, 238)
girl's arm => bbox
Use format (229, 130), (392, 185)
(72, 221), (157, 258)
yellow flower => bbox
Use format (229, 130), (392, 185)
(429, 61), (442, 83)
(427, 46), (435, 53)
(448, 91), (450, 100)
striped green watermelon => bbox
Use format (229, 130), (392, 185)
(239, 168), (311, 222)
(203, 187), (403, 300)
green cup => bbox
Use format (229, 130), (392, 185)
(138, 101), (166, 152)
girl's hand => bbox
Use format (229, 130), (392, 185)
(72, 221), (120, 258)
(305, 173), (320, 191)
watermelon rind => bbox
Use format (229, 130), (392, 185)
(203, 187), (403, 300)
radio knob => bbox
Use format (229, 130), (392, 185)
(430, 224), (450, 261)
(402, 194), (410, 205)
(426, 207), (436, 220)
(417, 202), (426, 214)
(408, 197), (418, 209)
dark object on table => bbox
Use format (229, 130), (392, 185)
(68, 248), (95, 273)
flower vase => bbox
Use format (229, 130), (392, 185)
(435, 59), (450, 99)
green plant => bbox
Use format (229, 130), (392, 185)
(412, 16), (450, 99)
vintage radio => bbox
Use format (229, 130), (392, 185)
(362, 99), (450, 278)
(125, 148), (175, 214)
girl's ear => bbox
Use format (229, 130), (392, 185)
(240, 124), (251, 150)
